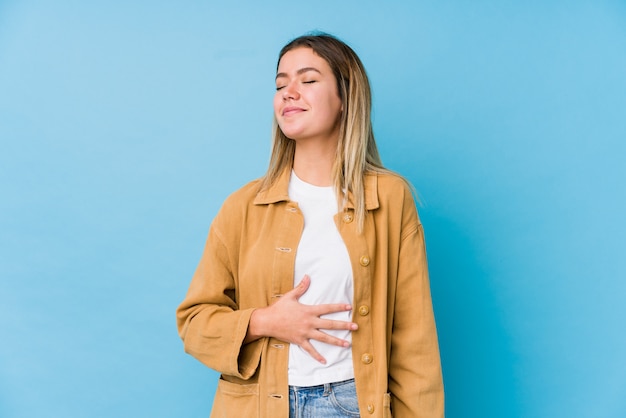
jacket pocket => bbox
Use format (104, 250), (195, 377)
(210, 377), (259, 418)
(383, 392), (393, 418)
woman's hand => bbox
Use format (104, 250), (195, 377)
(245, 275), (358, 364)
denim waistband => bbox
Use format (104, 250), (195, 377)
(289, 378), (355, 393)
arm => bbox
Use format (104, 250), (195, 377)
(176, 225), (264, 379)
(388, 202), (444, 417)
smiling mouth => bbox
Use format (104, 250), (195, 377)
(282, 107), (305, 116)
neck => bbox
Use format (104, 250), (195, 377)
(292, 138), (337, 187)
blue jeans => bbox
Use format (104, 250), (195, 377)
(289, 378), (360, 418)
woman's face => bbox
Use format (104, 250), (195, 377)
(274, 47), (343, 144)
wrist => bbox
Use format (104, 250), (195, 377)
(245, 307), (267, 344)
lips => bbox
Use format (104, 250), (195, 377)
(282, 106), (305, 117)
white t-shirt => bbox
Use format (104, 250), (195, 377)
(287, 171), (355, 386)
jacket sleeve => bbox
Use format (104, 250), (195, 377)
(176, 219), (264, 380)
(388, 195), (445, 417)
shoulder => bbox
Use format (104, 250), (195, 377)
(212, 178), (263, 230)
(375, 171), (413, 195)
(369, 171), (422, 229)
(221, 178), (263, 209)
(372, 171), (416, 208)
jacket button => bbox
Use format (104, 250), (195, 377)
(361, 353), (373, 364)
(358, 305), (369, 316)
(359, 255), (370, 266)
(342, 213), (354, 223)
(367, 404), (375, 414)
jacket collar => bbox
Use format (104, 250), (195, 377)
(254, 167), (380, 211)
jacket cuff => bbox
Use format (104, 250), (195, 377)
(232, 308), (265, 379)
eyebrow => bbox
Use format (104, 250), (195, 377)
(275, 67), (321, 80)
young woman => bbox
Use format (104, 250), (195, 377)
(177, 33), (444, 418)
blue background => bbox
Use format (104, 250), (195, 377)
(1, 1), (625, 417)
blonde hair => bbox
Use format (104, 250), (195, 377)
(261, 33), (390, 230)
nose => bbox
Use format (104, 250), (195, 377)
(282, 82), (299, 101)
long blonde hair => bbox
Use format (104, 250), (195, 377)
(261, 33), (389, 230)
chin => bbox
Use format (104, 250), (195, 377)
(283, 133), (302, 141)
(279, 127), (305, 140)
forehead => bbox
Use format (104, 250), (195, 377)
(276, 47), (331, 74)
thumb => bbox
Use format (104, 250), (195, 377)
(291, 274), (310, 300)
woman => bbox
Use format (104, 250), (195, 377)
(177, 33), (444, 418)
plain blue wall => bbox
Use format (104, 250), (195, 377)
(1, 1), (625, 417)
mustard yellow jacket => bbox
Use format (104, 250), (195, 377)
(177, 169), (444, 418)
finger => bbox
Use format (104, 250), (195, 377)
(300, 339), (327, 364)
(310, 303), (353, 316)
(316, 318), (359, 332)
(310, 330), (352, 348)
(289, 274), (310, 299)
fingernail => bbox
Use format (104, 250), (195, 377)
(351, 323), (358, 330)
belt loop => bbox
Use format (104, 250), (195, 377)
(323, 383), (332, 396)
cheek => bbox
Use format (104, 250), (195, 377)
(273, 94), (282, 117)
(324, 96), (342, 123)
